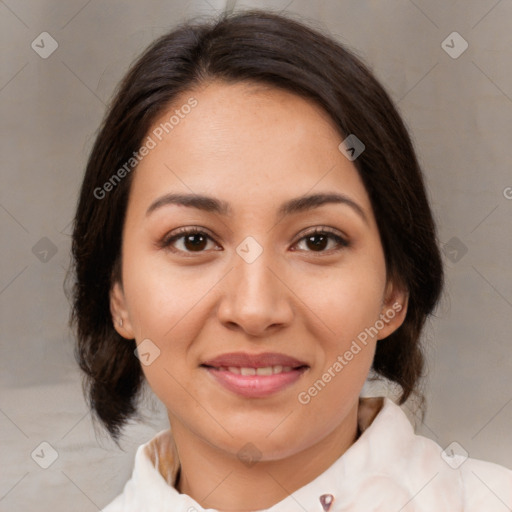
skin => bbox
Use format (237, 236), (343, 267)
(110, 80), (408, 511)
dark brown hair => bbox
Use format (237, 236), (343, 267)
(68, 9), (444, 441)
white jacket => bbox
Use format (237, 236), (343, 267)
(103, 397), (512, 511)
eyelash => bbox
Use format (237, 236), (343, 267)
(158, 226), (349, 256)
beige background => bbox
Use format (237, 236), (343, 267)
(1, 0), (511, 510)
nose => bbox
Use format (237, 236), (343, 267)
(216, 248), (294, 337)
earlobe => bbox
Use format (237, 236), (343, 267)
(110, 281), (135, 339)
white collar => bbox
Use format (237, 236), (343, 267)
(122, 397), (414, 511)
(111, 396), (512, 511)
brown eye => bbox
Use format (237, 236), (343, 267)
(294, 228), (349, 253)
(159, 226), (348, 256)
(159, 228), (218, 254)
(181, 232), (209, 251)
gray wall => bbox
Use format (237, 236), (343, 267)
(1, 0), (511, 510)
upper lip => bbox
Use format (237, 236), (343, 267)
(201, 352), (308, 369)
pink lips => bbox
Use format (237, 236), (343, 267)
(201, 352), (309, 398)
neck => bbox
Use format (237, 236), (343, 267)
(170, 402), (359, 511)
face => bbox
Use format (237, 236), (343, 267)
(110, 81), (408, 461)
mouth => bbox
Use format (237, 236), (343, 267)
(201, 352), (309, 398)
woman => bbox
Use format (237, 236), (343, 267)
(69, 9), (512, 511)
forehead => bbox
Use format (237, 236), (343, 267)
(127, 80), (373, 218)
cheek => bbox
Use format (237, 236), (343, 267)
(120, 254), (200, 384)
(122, 251), (209, 339)
(291, 257), (385, 400)
(292, 260), (386, 343)
(122, 266), (202, 415)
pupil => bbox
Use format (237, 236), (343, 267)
(185, 234), (207, 251)
(308, 234), (327, 251)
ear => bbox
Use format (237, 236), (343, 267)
(377, 279), (409, 341)
(110, 280), (136, 339)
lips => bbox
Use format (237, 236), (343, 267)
(201, 352), (309, 398)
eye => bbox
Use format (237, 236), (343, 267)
(292, 227), (349, 253)
(158, 227), (220, 255)
(158, 226), (349, 256)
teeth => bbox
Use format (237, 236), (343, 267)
(219, 365), (295, 375)
(256, 367), (273, 376)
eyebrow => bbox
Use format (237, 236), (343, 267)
(146, 192), (368, 224)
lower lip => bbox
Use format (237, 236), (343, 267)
(204, 367), (307, 398)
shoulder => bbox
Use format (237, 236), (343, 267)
(101, 492), (124, 512)
(411, 434), (512, 510)
(458, 456), (512, 511)
(354, 397), (512, 510)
